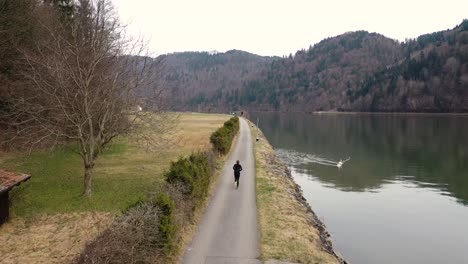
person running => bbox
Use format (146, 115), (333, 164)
(233, 160), (243, 189)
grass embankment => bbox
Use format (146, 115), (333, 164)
(250, 121), (343, 264)
(0, 112), (230, 264)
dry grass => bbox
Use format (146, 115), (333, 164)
(94, 112), (231, 189)
(0, 112), (230, 264)
(250, 120), (341, 264)
(0, 212), (112, 264)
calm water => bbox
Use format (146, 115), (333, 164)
(249, 112), (468, 264)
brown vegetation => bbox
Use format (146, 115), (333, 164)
(161, 21), (468, 113)
(0, 212), (112, 264)
(251, 121), (344, 264)
(75, 201), (165, 264)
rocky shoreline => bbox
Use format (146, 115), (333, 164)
(269, 155), (346, 263)
(254, 128), (347, 264)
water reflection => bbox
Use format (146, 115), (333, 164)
(251, 112), (468, 264)
(292, 169), (468, 264)
(250, 112), (468, 205)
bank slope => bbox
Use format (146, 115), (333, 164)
(250, 121), (345, 264)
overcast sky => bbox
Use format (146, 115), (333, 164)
(112, 0), (468, 57)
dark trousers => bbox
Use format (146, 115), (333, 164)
(234, 174), (240, 186)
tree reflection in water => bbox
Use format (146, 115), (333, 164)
(250, 112), (468, 205)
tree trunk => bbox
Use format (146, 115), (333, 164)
(84, 164), (93, 197)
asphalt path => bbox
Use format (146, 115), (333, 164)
(182, 117), (261, 264)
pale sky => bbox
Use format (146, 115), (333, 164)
(113, 0), (468, 57)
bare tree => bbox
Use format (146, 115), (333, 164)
(0, 0), (37, 118)
(1, 0), (173, 196)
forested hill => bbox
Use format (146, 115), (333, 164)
(347, 21), (468, 112)
(162, 20), (468, 112)
(160, 50), (277, 111)
(233, 31), (404, 111)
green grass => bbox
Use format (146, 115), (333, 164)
(257, 177), (276, 195)
(1, 113), (230, 219)
(4, 142), (150, 217)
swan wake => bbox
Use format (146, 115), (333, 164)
(276, 149), (350, 168)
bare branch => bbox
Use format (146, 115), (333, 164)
(0, 0), (174, 196)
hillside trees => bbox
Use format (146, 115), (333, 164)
(349, 23), (468, 112)
(160, 21), (467, 113)
(163, 50), (276, 112)
(0, 0), (171, 196)
(0, 0), (38, 117)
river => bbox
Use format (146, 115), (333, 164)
(249, 112), (468, 264)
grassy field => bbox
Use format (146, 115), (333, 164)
(250, 120), (341, 264)
(1, 113), (229, 218)
(0, 112), (230, 264)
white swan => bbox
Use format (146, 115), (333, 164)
(337, 159), (343, 168)
(337, 157), (350, 169)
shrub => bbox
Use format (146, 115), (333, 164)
(210, 116), (239, 155)
(223, 119), (234, 132)
(210, 127), (230, 154)
(76, 193), (180, 264)
(155, 193), (177, 254)
(165, 152), (211, 202)
(187, 153), (211, 200)
(224, 117), (240, 138)
(165, 158), (194, 195)
(76, 202), (164, 263)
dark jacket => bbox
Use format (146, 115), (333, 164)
(233, 163), (243, 176)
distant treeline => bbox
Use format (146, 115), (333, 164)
(162, 20), (468, 113)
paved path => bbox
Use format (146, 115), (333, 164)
(182, 118), (261, 264)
